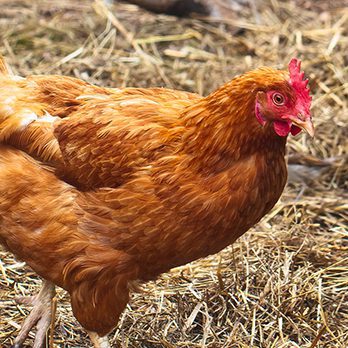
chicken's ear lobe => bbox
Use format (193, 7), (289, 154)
(256, 91), (266, 102)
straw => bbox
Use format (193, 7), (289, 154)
(0, 0), (347, 346)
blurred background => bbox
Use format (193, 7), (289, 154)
(0, 0), (347, 347)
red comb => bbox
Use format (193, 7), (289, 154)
(288, 58), (312, 115)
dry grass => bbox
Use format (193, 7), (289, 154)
(0, 0), (347, 347)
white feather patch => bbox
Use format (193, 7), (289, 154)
(0, 96), (16, 116)
(19, 111), (38, 128)
(119, 98), (159, 107)
(39, 112), (59, 123)
(12, 75), (25, 81)
(76, 94), (109, 101)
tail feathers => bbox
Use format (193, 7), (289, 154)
(0, 55), (11, 75)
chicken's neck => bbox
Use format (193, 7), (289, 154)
(182, 80), (287, 174)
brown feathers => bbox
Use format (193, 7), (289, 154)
(0, 60), (291, 337)
(0, 55), (10, 75)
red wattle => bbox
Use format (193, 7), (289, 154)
(273, 120), (291, 137)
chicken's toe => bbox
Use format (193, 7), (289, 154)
(12, 280), (56, 348)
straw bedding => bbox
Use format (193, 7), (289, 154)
(0, 0), (347, 347)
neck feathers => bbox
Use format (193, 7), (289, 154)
(182, 68), (287, 172)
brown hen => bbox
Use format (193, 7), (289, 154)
(0, 56), (313, 347)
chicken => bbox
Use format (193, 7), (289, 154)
(0, 56), (313, 347)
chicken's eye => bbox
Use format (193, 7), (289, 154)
(272, 93), (285, 106)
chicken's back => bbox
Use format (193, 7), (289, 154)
(0, 65), (201, 189)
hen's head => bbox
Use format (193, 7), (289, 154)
(255, 58), (313, 137)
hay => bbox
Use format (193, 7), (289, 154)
(0, 0), (347, 347)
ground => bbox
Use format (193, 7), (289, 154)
(0, 0), (347, 347)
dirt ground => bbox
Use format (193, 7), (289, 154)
(0, 0), (347, 347)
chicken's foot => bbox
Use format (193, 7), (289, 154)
(88, 331), (111, 348)
(12, 280), (56, 348)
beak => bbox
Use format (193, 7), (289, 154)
(290, 116), (315, 137)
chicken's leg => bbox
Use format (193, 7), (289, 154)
(88, 331), (111, 348)
(12, 280), (56, 348)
